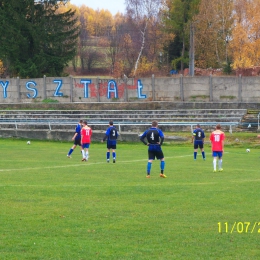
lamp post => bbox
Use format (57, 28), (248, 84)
(189, 22), (195, 76)
(159, 52), (163, 70)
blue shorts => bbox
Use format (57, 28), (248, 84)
(107, 141), (116, 149)
(148, 145), (164, 160)
(82, 143), (90, 149)
(74, 139), (81, 146)
(194, 141), (203, 149)
(148, 150), (164, 160)
(107, 144), (116, 149)
(212, 151), (223, 158)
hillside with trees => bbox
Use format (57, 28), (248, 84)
(0, 0), (260, 79)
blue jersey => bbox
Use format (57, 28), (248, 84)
(104, 126), (118, 145)
(193, 128), (205, 143)
(140, 127), (164, 151)
(75, 123), (81, 141)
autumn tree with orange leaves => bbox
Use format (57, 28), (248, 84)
(230, 0), (260, 69)
(191, 0), (233, 69)
(51, 0), (260, 75)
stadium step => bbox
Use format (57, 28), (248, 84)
(0, 108), (247, 132)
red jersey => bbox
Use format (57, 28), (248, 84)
(81, 126), (92, 144)
(210, 130), (225, 151)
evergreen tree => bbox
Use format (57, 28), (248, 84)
(162, 0), (200, 73)
(0, 0), (78, 78)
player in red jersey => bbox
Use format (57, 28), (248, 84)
(81, 121), (92, 161)
(210, 124), (225, 172)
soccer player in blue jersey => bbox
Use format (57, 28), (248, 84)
(102, 121), (119, 163)
(192, 124), (206, 160)
(140, 121), (166, 178)
(67, 119), (83, 158)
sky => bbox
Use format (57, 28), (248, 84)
(69, 0), (126, 15)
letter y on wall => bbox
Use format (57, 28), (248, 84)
(0, 81), (9, 98)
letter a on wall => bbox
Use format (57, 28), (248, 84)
(107, 80), (118, 99)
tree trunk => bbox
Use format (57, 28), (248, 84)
(133, 21), (148, 77)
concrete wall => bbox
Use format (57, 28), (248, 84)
(1, 75), (260, 103)
(0, 129), (150, 142)
(0, 129), (189, 143)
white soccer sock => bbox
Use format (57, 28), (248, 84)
(213, 158), (217, 170)
(218, 159), (222, 169)
(86, 151), (89, 159)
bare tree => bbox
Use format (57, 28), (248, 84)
(80, 47), (104, 72)
(106, 26), (121, 74)
(125, 0), (161, 77)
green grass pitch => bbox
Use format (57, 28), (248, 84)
(1, 138), (260, 259)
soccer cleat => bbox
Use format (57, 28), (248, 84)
(107, 159), (109, 163)
(67, 155), (71, 158)
(146, 175), (150, 178)
(219, 168), (223, 172)
(213, 170), (216, 173)
(81, 158), (86, 161)
(203, 158), (206, 161)
(113, 158), (116, 163)
(160, 174), (167, 178)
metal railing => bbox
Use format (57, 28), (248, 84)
(0, 120), (240, 132)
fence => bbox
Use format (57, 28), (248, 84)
(1, 75), (260, 103)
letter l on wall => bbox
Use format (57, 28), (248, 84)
(137, 80), (146, 99)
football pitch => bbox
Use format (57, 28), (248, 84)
(1, 138), (260, 259)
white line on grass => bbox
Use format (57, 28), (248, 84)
(0, 154), (193, 173)
(0, 152), (234, 173)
